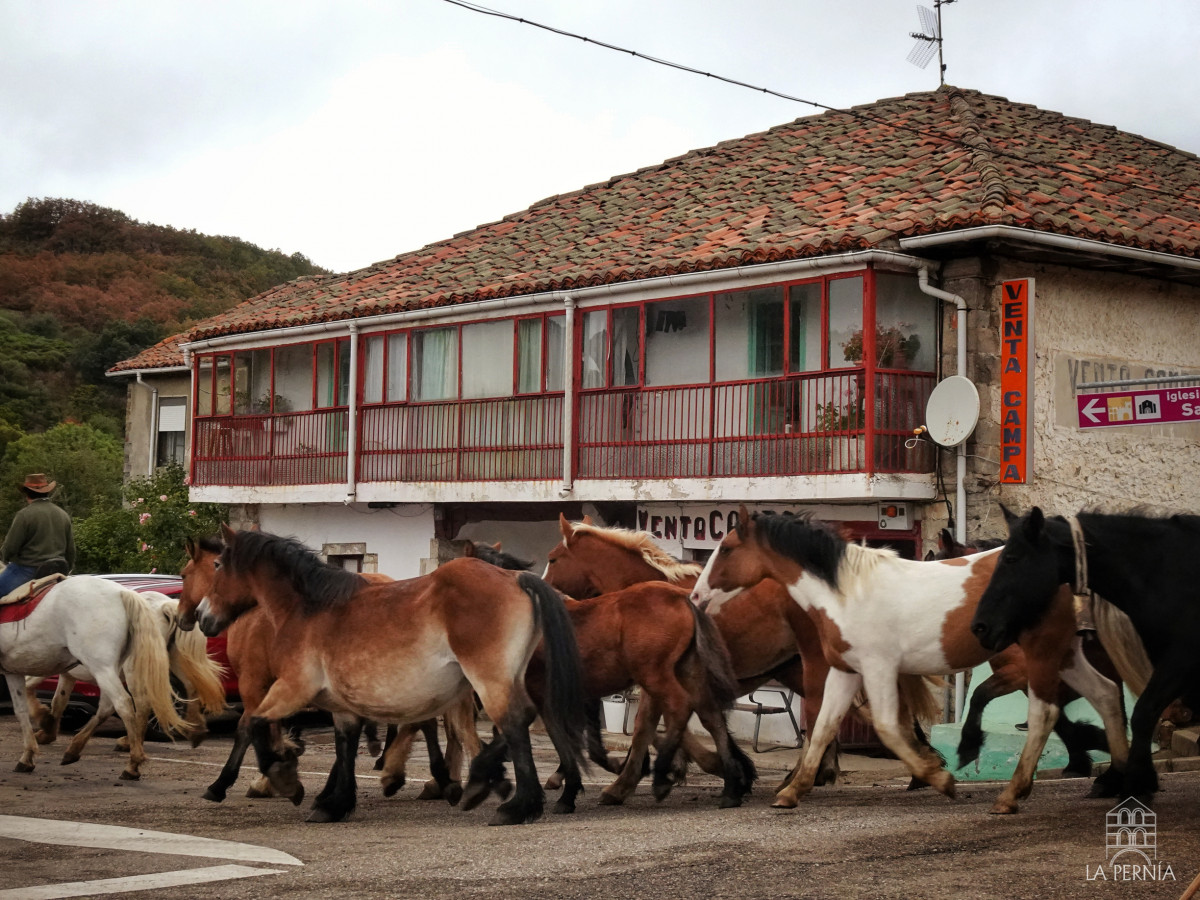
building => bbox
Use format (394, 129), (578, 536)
(110, 85), (1200, 580)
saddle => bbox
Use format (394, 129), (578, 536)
(0, 573), (67, 607)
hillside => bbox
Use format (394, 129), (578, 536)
(0, 197), (328, 443)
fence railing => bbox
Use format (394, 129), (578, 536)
(191, 371), (935, 486)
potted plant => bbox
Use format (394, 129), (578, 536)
(810, 399), (864, 472)
(842, 322), (921, 368)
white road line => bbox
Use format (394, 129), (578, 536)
(0, 864), (288, 899)
(0, 816), (303, 866)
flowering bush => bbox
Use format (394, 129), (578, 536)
(842, 322), (921, 367)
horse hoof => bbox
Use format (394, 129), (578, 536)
(189, 732), (208, 749)
(202, 787), (227, 803)
(544, 773), (564, 790)
(60, 753), (81, 766)
(990, 799), (1018, 815)
(1062, 767), (1091, 779)
(930, 771), (956, 799)
(552, 799), (576, 815)
(372, 756), (385, 772)
(444, 783), (463, 807)
(598, 790), (625, 806)
(14, 761), (35, 773)
(460, 782), (490, 812)
(771, 795), (798, 809)
(718, 794), (743, 809)
(382, 777), (404, 798)
(494, 779), (513, 800)
(289, 784), (305, 806)
(420, 781), (450, 801)
(489, 801), (542, 826)
(34, 731), (55, 746)
(306, 807), (343, 824)
(906, 777), (931, 791)
(119, 771), (141, 781)
(245, 785), (273, 799)
(652, 782), (673, 803)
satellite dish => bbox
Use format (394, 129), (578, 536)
(923, 375), (979, 447)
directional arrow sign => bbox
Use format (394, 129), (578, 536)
(1077, 388), (1200, 429)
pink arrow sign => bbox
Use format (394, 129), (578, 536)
(1077, 387), (1200, 428)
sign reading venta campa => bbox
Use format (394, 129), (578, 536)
(999, 279), (1034, 484)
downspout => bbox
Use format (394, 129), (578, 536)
(345, 323), (359, 504)
(137, 373), (158, 478)
(917, 266), (969, 723)
(560, 294), (576, 495)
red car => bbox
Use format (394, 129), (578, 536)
(34, 573), (239, 722)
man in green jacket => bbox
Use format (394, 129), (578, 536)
(0, 473), (75, 597)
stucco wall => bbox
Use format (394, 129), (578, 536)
(121, 373), (192, 480)
(937, 258), (1200, 545)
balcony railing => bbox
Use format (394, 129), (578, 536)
(191, 371), (934, 487)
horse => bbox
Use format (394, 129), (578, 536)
(24, 591), (226, 755)
(179, 536), (479, 808)
(1, 576), (189, 779)
(185, 524), (587, 825)
(972, 505), (1200, 804)
(930, 529), (1116, 777)
(543, 514), (936, 791)
(691, 507), (1130, 814)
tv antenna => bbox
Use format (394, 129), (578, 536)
(907, 0), (955, 86)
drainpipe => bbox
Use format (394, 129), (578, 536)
(137, 373), (159, 478)
(560, 295), (576, 495)
(917, 267), (970, 723)
(345, 323), (359, 504)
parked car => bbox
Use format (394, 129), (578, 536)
(33, 573), (239, 726)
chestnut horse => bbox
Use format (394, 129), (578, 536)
(692, 508), (1129, 814)
(180, 537), (478, 806)
(184, 525), (587, 825)
(973, 506), (1200, 804)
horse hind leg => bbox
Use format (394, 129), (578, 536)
(7, 674), (40, 772)
(775, 669), (863, 808)
(308, 716), (363, 823)
(378, 722), (419, 798)
(437, 696), (480, 805)
(693, 704), (757, 809)
(600, 695), (662, 805)
(991, 691), (1059, 814)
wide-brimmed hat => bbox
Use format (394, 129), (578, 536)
(22, 474), (56, 494)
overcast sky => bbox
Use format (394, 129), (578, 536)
(3, 1), (1198, 274)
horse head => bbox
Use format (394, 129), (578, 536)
(178, 534), (223, 632)
(543, 514), (604, 598)
(461, 539), (533, 571)
(970, 505), (1066, 651)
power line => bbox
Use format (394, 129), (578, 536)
(442, 0), (1188, 204)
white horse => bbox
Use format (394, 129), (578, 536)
(1, 576), (189, 779)
(25, 591), (227, 756)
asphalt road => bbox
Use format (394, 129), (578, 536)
(1, 713), (1198, 899)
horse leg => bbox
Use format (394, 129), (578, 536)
(1052, 711), (1108, 778)
(955, 673), (1011, 768)
(793, 653), (841, 787)
(7, 674), (40, 772)
(599, 694), (662, 805)
(248, 715), (305, 805)
(439, 695), (480, 805)
(1114, 656), (1194, 803)
(308, 715), (363, 823)
(203, 709), (255, 802)
(364, 720), (382, 757)
(990, 688), (1059, 814)
(378, 723), (419, 797)
(87, 667), (148, 780)
(462, 732), (512, 812)
(693, 703), (758, 809)
(60, 701), (113, 766)
(24, 677), (59, 744)
(372, 724), (398, 771)
(774, 669), (861, 808)
(417, 718), (453, 800)
(1055, 639), (1131, 798)
(858, 665), (955, 799)
(488, 702), (543, 826)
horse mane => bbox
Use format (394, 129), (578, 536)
(224, 530), (364, 613)
(196, 534), (224, 555)
(749, 513), (850, 589)
(569, 521), (701, 584)
(469, 542), (533, 571)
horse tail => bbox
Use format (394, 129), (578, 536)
(687, 604), (740, 712)
(898, 674), (944, 727)
(516, 572), (587, 767)
(161, 600), (227, 715)
(1093, 597), (1152, 696)
(119, 590), (189, 736)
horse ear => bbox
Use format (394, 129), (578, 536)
(461, 541), (478, 558)
(582, 515), (594, 526)
(490, 541), (502, 550)
(937, 528), (954, 552)
(923, 550), (935, 561)
(184, 537), (196, 560)
(559, 512), (574, 541)
(1022, 507), (1045, 540)
(220, 522), (237, 543)
(736, 504), (752, 536)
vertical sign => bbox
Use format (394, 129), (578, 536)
(999, 278), (1034, 483)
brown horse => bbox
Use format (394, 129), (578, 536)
(692, 508), (1129, 814)
(180, 537), (479, 806)
(181, 524), (587, 825)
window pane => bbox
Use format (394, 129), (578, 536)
(214, 355), (232, 415)
(197, 358), (214, 416)
(463, 320), (514, 398)
(874, 272), (938, 371)
(829, 276), (865, 370)
(517, 318), (542, 394)
(364, 336), (384, 404)
(714, 287), (781, 381)
(316, 343), (336, 408)
(611, 306), (640, 386)
(275, 343), (313, 412)
(648, 296), (711, 385)
(581, 310), (608, 389)
(336, 339), (351, 406)
(546, 315), (565, 391)
(789, 282), (822, 372)
(412, 327), (458, 400)
(387, 333), (407, 401)
(233, 349), (272, 414)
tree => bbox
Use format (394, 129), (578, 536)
(0, 422), (123, 525)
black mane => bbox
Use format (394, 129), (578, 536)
(224, 530), (364, 613)
(470, 542), (533, 571)
(748, 512), (846, 587)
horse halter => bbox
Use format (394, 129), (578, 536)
(1066, 516), (1095, 633)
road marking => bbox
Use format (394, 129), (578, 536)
(0, 816), (302, 866)
(0, 864), (287, 899)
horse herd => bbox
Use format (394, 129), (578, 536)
(2, 505), (1197, 827)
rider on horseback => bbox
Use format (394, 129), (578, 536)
(0, 474), (74, 599)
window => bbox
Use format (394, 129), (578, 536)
(314, 339), (351, 408)
(828, 276), (865, 370)
(156, 397), (186, 466)
(233, 349), (272, 414)
(517, 318), (542, 394)
(611, 307), (640, 386)
(788, 281), (822, 372)
(412, 327), (458, 400)
(714, 287), (782, 381)
(275, 343), (314, 412)
(647, 296), (710, 386)
(196, 357), (214, 416)
(546, 315), (565, 391)
(363, 336), (385, 404)
(462, 320), (514, 399)
(874, 273), (938, 371)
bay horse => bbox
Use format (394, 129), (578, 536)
(179, 536), (479, 808)
(25, 591), (226, 754)
(691, 507), (1129, 814)
(972, 506), (1200, 804)
(188, 524), (587, 825)
(1, 576), (188, 779)
(931, 530), (1116, 777)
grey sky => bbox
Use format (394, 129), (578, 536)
(3, 1), (1197, 274)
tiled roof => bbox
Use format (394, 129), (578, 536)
(111, 86), (1200, 373)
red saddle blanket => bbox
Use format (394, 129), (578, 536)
(0, 581), (58, 624)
